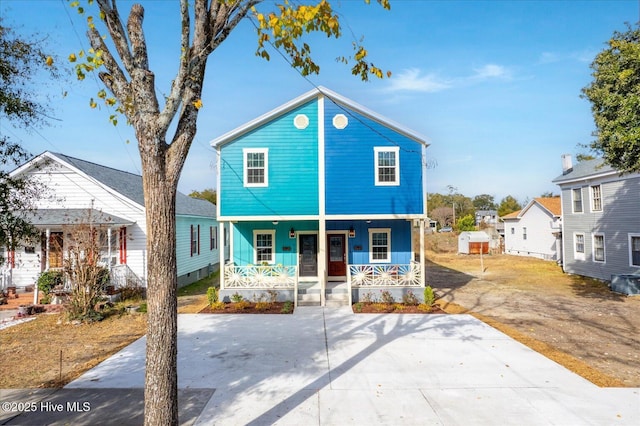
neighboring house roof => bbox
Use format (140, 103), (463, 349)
(209, 86), (430, 148)
(552, 158), (617, 184)
(22, 208), (135, 227)
(501, 210), (521, 220)
(501, 197), (561, 221)
(14, 152), (216, 218)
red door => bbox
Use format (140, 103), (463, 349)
(327, 234), (346, 277)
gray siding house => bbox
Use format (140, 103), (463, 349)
(552, 155), (640, 281)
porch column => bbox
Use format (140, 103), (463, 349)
(45, 228), (51, 271)
(318, 220), (327, 306)
(420, 219), (425, 287)
(107, 228), (112, 271)
(219, 221), (226, 290)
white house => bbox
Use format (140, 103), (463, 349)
(2, 152), (226, 294)
(502, 197), (562, 261)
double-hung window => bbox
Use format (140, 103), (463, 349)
(591, 185), (602, 211)
(369, 228), (391, 263)
(630, 234), (640, 267)
(254, 230), (275, 264)
(523, 227), (527, 240)
(210, 226), (217, 250)
(572, 188), (583, 213)
(190, 224), (200, 256)
(593, 234), (605, 263)
(244, 148), (268, 187)
(574, 233), (585, 261)
(374, 147), (400, 186)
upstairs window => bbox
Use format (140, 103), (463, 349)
(572, 188), (583, 213)
(374, 147), (400, 186)
(254, 230), (275, 264)
(591, 185), (602, 211)
(523, 227), (527, 240)
(243, 148), (268, 187)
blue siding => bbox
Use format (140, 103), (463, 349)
(327, 220), (413, 264)
(219, 101), (319, 217)
(324, 102), (423, 215)
(232, 221), (318, 266)
(176, 216), (219, 276)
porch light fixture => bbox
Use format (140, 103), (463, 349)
(272, 221), (278, 225)
(349, 226), (355, 238)
(366, 220), (372, 224)
(289, 228), (295, 238)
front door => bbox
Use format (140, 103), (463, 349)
(327, 234), (346, 277)
(299, 234), (318, 277)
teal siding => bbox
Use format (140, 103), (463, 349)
(324, 102), (424, 215)
(176, 216), (219, 276)
(219, 101), (319, 217)
(232, 221), (318, 266)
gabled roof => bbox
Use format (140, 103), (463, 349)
(22, 208), (134, 227)
(13, 152), (216, 218)
(501, 197), (561, 221)
(209, 86), (430, 148)
(552, 158), (617, 184)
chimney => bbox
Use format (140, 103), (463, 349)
(561, 154), (573, 175)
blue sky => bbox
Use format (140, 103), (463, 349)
(1, 0), (638, 204)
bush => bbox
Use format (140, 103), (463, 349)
(380, 290), (395, 304)
(206, 287), (218, 305)
(37, 270), (63, 294)
(281, 300), (293, 314)
(231, 292), (244, 303)
(424, 286), (435, 306)
(402, 290), (419, 306)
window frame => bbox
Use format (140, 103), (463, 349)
(253, 230), (275, 264)
(210, 226), (217, 251)
(629, 234), (640, 267)
(590, 184), (602, 212)
(191, 224), (200, 257)
(369, 228), (391, 263)
(523, 227), (527, 240)
(574, 232), (585, 261)
(572, 187), (583, 213)
(243, 148), (269, 187)
(374, 147), (400, 186)
(592, 233), (605, 263)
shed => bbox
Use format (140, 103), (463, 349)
(458, 231), (490, 254)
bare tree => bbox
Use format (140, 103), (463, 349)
(70, 1), (390, 423)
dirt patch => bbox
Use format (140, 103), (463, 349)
(426, 234), (640, 387)
(0, 311), (146, 388)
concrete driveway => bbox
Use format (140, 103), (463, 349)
(2, 307), (638, 425)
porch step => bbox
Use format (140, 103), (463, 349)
(297, 292), (321, 306)
(296, 282), (350, 307)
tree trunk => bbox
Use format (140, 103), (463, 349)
(142, 153), (179, 426)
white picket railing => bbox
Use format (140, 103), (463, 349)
(348, 262), (422, 287)
(223, 264), (297, 288)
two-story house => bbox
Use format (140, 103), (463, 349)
(2, 152), (226, 298)
(552, 155), (640, 282)
(211, 87), (429, 306)
(502, 197), (562, 261)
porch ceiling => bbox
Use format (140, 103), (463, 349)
(21, 209), (135, 228)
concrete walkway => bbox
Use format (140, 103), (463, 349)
(2, 307), (638, 425)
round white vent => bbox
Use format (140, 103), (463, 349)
(293, 114), (309, 129)
(333, 114), (348, 129)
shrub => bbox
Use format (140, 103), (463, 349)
(353, 302), (363, 313)
(423, 286), (435, 306)
(266, 289), (278, 303)
(206, 287), (218, 305)
(380, 290), (395, 304)
(231, 292), (244, 303)
(255, 301), (270, 311)
(402, 290), (419, 306)
(210, 301), (225, 311)
(418, 303), (433, 312)
(361, 291), (376, 304)
(37, 270), (63, 294)
(281, 300), (293, 314)
(235, 300), (250, 310)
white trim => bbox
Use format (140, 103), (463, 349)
(369, 228), (391, 263)
(243, 148), (269, 187)
(325, 214), (423, 220)
(592, 233), (606, 263)
(374, 146), (400, 186)
(571, 187), (583, 214)
(629, 233), (640, 267)
(216, 215), (320, 222)
(318, 95), (327, 304)
(253, 229), (275, 264)
(589, 184), (603, 212)
(574, 232), (585, 261)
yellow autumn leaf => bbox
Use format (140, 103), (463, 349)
(89, 98), (97, 108)
(69, 53), (77, 63)
(45, 56), (54, 67)
(193, 99), (203, 109)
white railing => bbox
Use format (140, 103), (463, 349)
(0, 268), (11, 291)
(223, 264), (297, 288)
(109, 264), (145, 289)
(348, 261), (422, 287)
